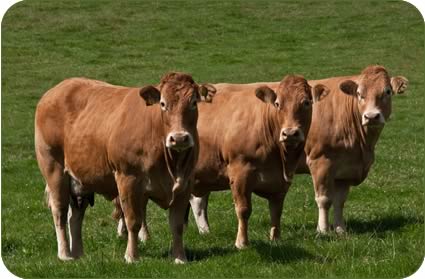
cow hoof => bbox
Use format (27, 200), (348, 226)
(335, 226), (346, 235)
(124, 254), (139, 263)
(71, 250), (84, 259)
(269, 227), (280, 241)
(138, 231), (150, 243)
(316, 225), (329, 235)
(235, 241), (249, 250)
(58, 254), (75, 261)
(117, 219), (128, 238)
(174, 257), (187, 264)
(198, 226), (210, 235)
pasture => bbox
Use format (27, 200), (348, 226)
(1, 0), (424, 277)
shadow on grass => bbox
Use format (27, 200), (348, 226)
(251, 240), (314, 264)
(185, 246), (236, 262)
(159, 245), (236, 262)
(347, 214), (423, 235)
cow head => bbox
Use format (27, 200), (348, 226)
(256, 75), (329, 148)
(139, 72), (216, 152)
(339, 65), (408, 128)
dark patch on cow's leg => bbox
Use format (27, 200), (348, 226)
(268, 192), (286, 241)
(183, 202), (190, 230)
(68, 195), (89, 259)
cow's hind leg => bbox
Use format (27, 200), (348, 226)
(189, 194), (210, 234)
(138, 197), (150, 242)
(68, 192), (92, 258)
(43, 166), (72, 260)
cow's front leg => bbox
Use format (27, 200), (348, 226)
(169, 192), (191, 264)
(268, 192), (286, 241)
(333, 183), (350, 234)
(229, 164), (253, 249)
(68, 195), (90, 258)
(189, 193), (210, 234)
(116, 173), (142, 263)
(310, 160), (334, 234)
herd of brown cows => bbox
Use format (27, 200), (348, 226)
(35, 65), (408, 263)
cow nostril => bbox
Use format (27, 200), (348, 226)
(169, 136), (176, 143)
(365, 113), (380, 120)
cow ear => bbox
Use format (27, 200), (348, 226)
(339, 80), (358, 96)
(391, 76), (408, 95)
(311, 84), (330, 103)
(198, 83), (217, 102)
(139, 85), (160, 106)
(255, 86), (277, 104)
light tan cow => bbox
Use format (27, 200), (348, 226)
(114, 75), (329, 247)
(188, 65), (408, 235)
(35, 72), (216, 263)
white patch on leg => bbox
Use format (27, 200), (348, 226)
(117, 218), (127, 238)
(315, 196), (331, 234)
(189, 195), (210, 234)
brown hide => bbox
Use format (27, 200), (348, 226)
(192, 75), (328, 247)
(210, 65), (408, 234)
(35, 72), (215, 262)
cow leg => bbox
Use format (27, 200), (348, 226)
(138, 196), (150, 242)
(310, 161), (334, 234)
(117, 217), (127, 238)
(333, 183), (350, 234)
(268, 192), (286, 241)
(37, 148), (73, 261)
(43, 170), (72, 261)
(68, 196), (89, 258)
(229, 164), (253, 249)
(189, 193), (210, 234)
(116, 173), (142, 263)
(112, 197), (128, 238)
(169, 192), (190, 264)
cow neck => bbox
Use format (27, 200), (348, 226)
(263, 105), (302, 184)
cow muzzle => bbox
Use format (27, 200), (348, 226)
(362, 111), (385, 127)
(166, 131), (194, 151)
(280, 127), (305, 146)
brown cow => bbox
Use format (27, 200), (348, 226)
(114, 75), (330, 248)
(188, 65), (408, 235)
(35, 72), (216, 263)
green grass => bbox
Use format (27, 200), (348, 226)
(1, 0), (423, 277)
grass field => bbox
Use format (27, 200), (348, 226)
(1, 0), (424, 277)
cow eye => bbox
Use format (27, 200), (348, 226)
(357, 91), (365, 100)
(302, 99), (312, 108)
(160, 101), (167, 111)
(384, 87), (392, 96)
